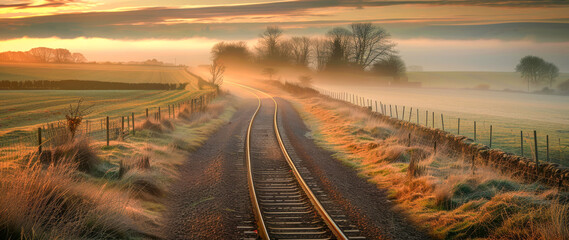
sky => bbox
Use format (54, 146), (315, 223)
(1, 0), (568, 71)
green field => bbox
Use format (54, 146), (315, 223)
(407, 71), (569, 91)
(0, 62), (200, 85)
(0, 90), (211, 134)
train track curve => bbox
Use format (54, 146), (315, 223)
(228, 82), (364, 240)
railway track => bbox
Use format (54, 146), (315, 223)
(230, 82), (364, 240)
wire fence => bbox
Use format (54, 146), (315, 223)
(0, 90), (217, 165)
(316, 88), (568, 167)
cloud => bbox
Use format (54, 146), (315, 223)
(0, 0), (568, 41)
(0, 0), (80, 9)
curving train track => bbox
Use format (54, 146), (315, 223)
(228, 82), (364, 240)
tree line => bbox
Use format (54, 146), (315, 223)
(0, 47), (87, 64)
(211, 23), (406, 80)
(0, 80), (187, 90)
(515, 56), (560, 92)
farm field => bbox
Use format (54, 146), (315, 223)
(406, 71), (569, 90)
(0, 62), (200, 85)
(0, 90), (211, 134)
(317, 83), (569, 166)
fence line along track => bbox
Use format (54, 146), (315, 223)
(229, 81), (361, 240)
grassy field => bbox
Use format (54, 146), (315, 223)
(407, 71), (569, 91)
(284, 88), (569, 240)
(0, 95), (236, 239)
(0, 62), (200, 85)
(0, 90), (213, 133)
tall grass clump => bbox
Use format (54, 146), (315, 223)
(0, 158), (133, 239)
(39, 137), (99, 172)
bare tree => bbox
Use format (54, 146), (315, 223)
(210, 60), (225, 91)
(29, 47), (53, 63)
(71, 53), (87, 63)
(326, 27), (352, 68)
(351, 23), (396, 70)
(312, 37), (330, 71)
(53, 48), (72, 63)
(372, 55), (406, 81)
(288, 36), (311, 67)
(66, 98), (92, 139)
(256, 26), (284, 61)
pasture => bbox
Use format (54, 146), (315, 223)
(0, 62), (199, 85)
(407, 71), (569, 91)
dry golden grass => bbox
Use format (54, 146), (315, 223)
(286, 93), (569, 239)
(0, 92), (236, 239)
(0, 157), (135, 239)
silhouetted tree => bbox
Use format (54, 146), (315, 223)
(53, 48), (72, 63)
(288, 36), (311, 67)
(515, 56), (546, 92)
(256, 26), (286, 62)
(325, 27), (352, 69)
(372, 55), (406, 81)
(542, 62), (559, 88)
(211, 41), (251, 63)
(210, 60), (225, 91)
(29, 47), (53, 62)
(351, 23), (396, 70)
(312, 37), (329, 71)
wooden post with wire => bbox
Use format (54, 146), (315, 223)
(38, 127), (42, 154)
(106, 116), (110, 146)
(132, 112), (135, 136)
(534, 130), (539, 177)
(441, 114), (445, 131)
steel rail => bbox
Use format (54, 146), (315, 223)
(228, 81), (347, 240)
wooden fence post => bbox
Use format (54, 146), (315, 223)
(375, 101), (378, 113)
(426, 110), (428, 126)
(432, 111), (435, 128)
(546, 135), (549, 162)
(408, 133), (411, 147)
(38, 127), (42, 154)
(441, 114), (445, 131)
(390, 105), (393, 117)
(158, 107), (161, 120)
(434, 141), (437, 154)
(402, 106), (405, 120)
(146, 108), (148, 118)
(121, 116), (124, 132)
(409, 107), (413, 122)
(458, 118), (460, 135)
(474, 121), (477, 141)
(534, 130), (539, 176)
(521, 131), (524, 157)
(416, 109), (419, 123)
(395, 105), (399, 119)
(132, 113), (135, 136)
(489, 125), (493, 148)
(106, 116), (109, 146)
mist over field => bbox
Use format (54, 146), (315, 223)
(2, 1), (569, 240)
